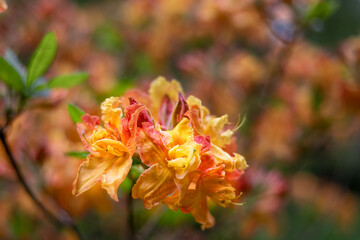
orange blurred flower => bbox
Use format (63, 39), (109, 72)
(0, 0), (7, 14)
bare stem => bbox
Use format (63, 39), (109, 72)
(126, 185), (136, 240)
(0, 129), (85, 240)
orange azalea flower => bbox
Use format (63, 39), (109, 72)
(73, 97), (152, 201)
(72, 77), (248, 229)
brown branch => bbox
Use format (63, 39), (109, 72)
(0, 129), (85, 240)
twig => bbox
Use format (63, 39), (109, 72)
(0, 129), (85, 240)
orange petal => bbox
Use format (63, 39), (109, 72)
(178, 188), (198, 213)
(101, 154), (132, 201)
(72, 155), (113, 197)
(123, 102), (152, 153)
(202, 175), (236, 207)
(211, 144), (247, 171)
(91, 139), (129, 156)
(191, 194), (215, 230)
(136, 122), (170, 166)
(164, 172), (197, 211)
(132, 164), (176, 209)
(76, 114), (101, 153)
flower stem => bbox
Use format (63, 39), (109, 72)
(126, 185), (136, 240)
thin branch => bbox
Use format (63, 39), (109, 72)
(0, 129), (85, 240)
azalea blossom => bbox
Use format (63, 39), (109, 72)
(73, 97), (151, 201)
(73, 77), (248, 228)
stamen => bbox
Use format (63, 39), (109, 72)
(233, 114), (246, 132)
(231, 202), (246, 206)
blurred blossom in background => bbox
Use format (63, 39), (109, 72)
(1, 0), (360, 239)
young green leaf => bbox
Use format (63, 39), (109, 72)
(48, 72), (89, 89)
(5, 49), (26, 80)
(0, 57), (24, 92)
(66, 151), (89, 159)
(27, 32), (58, 86)
(67, 103), (85, 124)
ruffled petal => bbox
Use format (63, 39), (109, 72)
(101, 97), (123, 136)
(149, 76), (183, 115)
(132, 164), (176, 209)
(167, 142), (201, 179)
(205, 115), (233, 147)
(191, 193), (215, 230)
(136, 122), (170, 166)
(101, 154), (132, 201)
(167, 118), (194, 147)
(72, 155), (113, 197)
(121, 102), (153, 154)
(76, 114), (101, 153)
(73, 139), (132, 201)
(92, 139), (129, 156)
(211, 144), (247, 171)
(202, 175), (237, 207)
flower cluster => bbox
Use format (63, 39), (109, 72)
(73, 77), (248, 229)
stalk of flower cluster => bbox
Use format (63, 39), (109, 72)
(126, 178), (136, 240)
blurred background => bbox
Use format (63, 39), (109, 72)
(1, 0), (360, 239)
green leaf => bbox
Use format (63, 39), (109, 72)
(304, 1), (339, 23)
(5, 49), (26, 80)
(27, 32), (58, 86)
(48, 72), (89, 88)
(0, 57), (24, 92)
(66, 151), (89, 159)
(67, 103), (85, 124)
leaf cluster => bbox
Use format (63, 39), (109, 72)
(0, 32), (88, 99)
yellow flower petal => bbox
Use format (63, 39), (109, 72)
(167, 118), (194, 147)
(204, 115), (233, 147)
(149, 76), (183, 115)
(167, 142), (201, 179)
(101, 97), (123, 135)
(91, 139), (129, 156)
(73, 139), (132, 201)
(211, 144), (247, 171)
